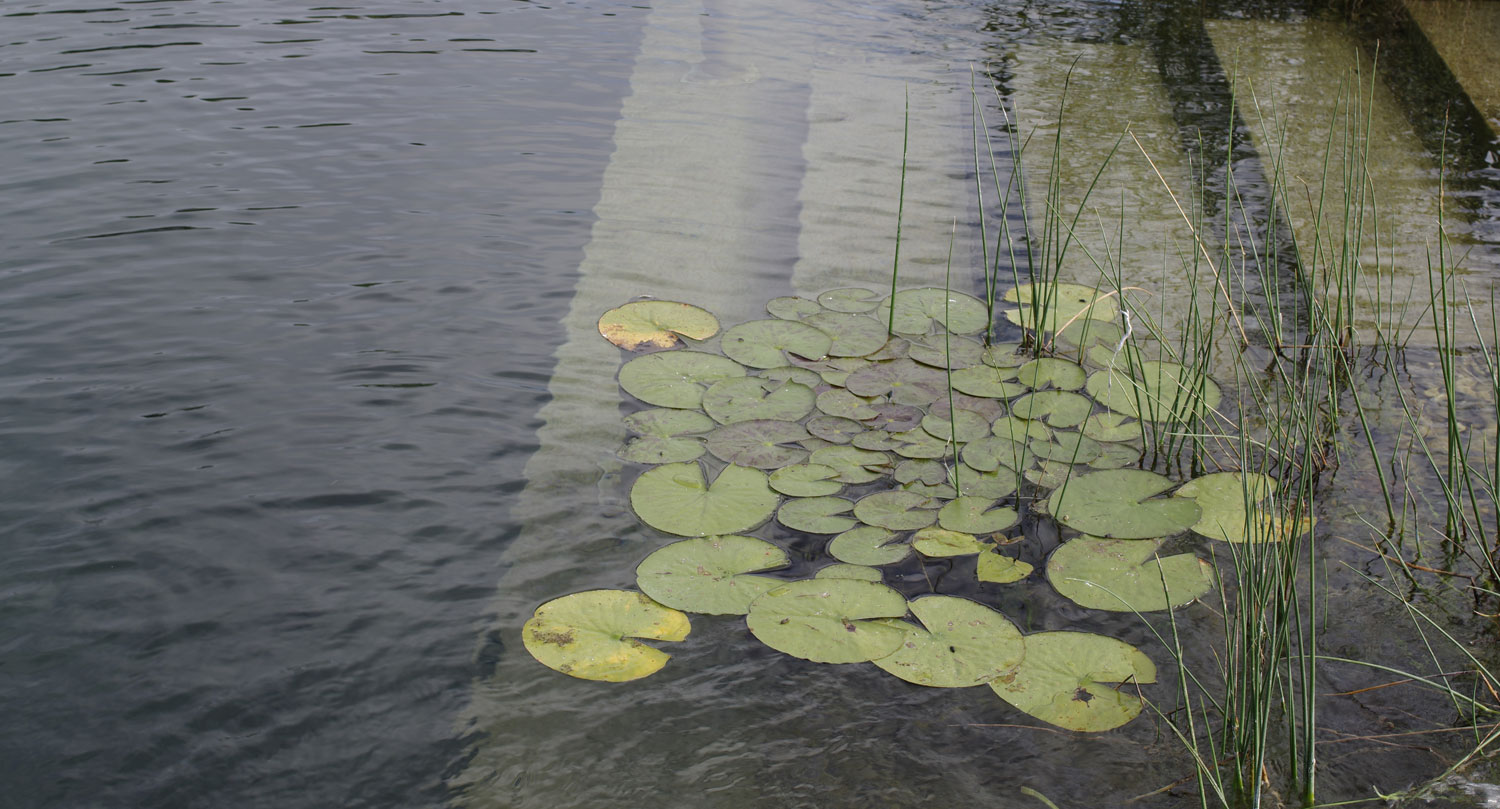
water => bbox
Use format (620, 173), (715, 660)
(3, 0), (1499, 807)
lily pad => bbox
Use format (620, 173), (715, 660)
(767, 296), (822, 320)
(990, 631), (1156, 732)
(828, 525), (910, 566)
(854, 490), (941, 531)
(1030, 432), (1102, 464)
(745, 579), (909, 663)
(806, 415), (864, 445)
(810, 356), (871, 387)
(1083, 412), (1140, 443)
(908, 335), (985, 369)
(950, 365), (1027, 399)
(845, 359), (946, 406)
(777, 496), (857, 534)
(815, 563), (885, 581)
(619, 351), (746, 409)
(1025, 460), (1075, 490)
(871, 596), (1025, 687)
(769, 463), (843, 497)
(705, 420), (811, 468)
(756, 365), (823, 389)
(620, 408), (715, 464)
(1085, 360), (1222, 423)
(816, 388), (881, 420)
(889, 427), (952, 460)
(953, 464), (1020, 500)
(598, 300), (720, 350)
(912, 527), (987, 557)
(722, 319), (832, 369)
(1016, 358), (1087, 391)
(963, 435), (1033, 474)
(1089, 442), (1140, 470)
(1010, 390), (1092, 429)
(636, 536), (790, 615)
(1173, 472), (1304, 543)
(868, 402), (924, 432)
(702, 377), (815, 424)
(631, 462), (779, 536)
(938, 497), (1018, 534)
(1003, 282), (1119, 333)
(1047, 536), (1214, 612)
(978, 550), (1033, 583)
(851, 431), (903, 451)
(921, 409), (992, 443)
(1046, 469), (1200, 539)
(806, 312), (889, 357)
(993, 415), (1053, 442)
(810, 445), (890, 484)
(523, 590), (691, 682)
(894, 458), (949, 486)
(817, 287), (882, 313)
(982, 342), (1027, 369)
(876, 288), (989, 335)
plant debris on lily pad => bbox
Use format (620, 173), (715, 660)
(990, 630), (1156, 731)
(636, 536), (791, 615)
(1047, 469), (1200, 539)
(871, 596), (1025, 687)
(523, 590), (691, 682)
(631, 462), (779, 536)
(598, 300), (720, 350)
(1047, 537), (1214, 612)
(746, 579), (909, 663)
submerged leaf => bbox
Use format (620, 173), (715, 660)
(631, 462), (779, 537)
(598, 300), (720, 350)
(636, 536), (790, 615)
(990, 631), (1156, 732)
(523, 590), (690, 682)
(871, 596), (1025, 687)
(1047, 537), (1214, 612)
(746, 579), (908, 663)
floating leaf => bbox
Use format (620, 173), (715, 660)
(1056, 317), (1124, 350)
(938, 497), (1018, 534)
(816, 388), (880, 420)
(1026, 460), (1074, 490)
(876, 288), (989, 335)
(806, 312), (889, 357)
(993, 415), (1053, 442)
(523, 590), (690, 682)
(1089, 442), (1140, 470)
(598, 300), (720, 350)
(810, 445), (890, 484)
(921, 409), (992, 442)
(1010, 390), (1092, 428)
(631, 462), (779, 536)
(1173, 472), (1306, 543)
(978, 550), (1033, 583)
(1003, 282), (1119, 333)
(769, 463), (843, 497)
(808, 356), (871, 387)
(990, 631), (1156, 732)
(871, 596), (1025, 687)
(868, 402), (924, 432)
(854, 490), (941, 531)
(889, 427), (952, 460)
(1047, 537), (1213, 612)
(636, 536), (790, 615)
(746, 579), (908, 663)
(1085, 360), (1222, 423)
(722, 319), (832, 369)
(1016, 358), (1087, 391)
(852, 431), (902, 451)
(620, 408), (715, 464)
(705, 419), (811, 468)
(931, 394), (1006, 423)
(908, 335), (985, 369)
(619, 351), (746, 409)
(912, 527), (987, 557)
(1046, 469), (1200, 539)
(1030, 432), (1102, 464)
(702, 377), (815, 424)
(845, 359), (946, 406)
(815, 563), (884, 581)
(757, 365), (823, 388)
(828, 525), (909, 566)
(806, 415), (864, 445)
(953, 464), (1019, 500)
(1083, 412), (1140, 442)
(767, 296), (823, 320)
(777, 496), (858, 534)
(982, 342), (1026, 369)
(894, 458), (949, 486)
(963, 435), (1034, 474)
(818, 287), (882, 313)
(950, 365), (1027, 399)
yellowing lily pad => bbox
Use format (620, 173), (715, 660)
(1003, 282), (1119, 333)
(1047, 537), (1214, 612)
(828, 525), (910, 565)
(722, 319), (832, 368)
(631, 462), (779, 537)
(598, 300), (720, 350)
(871, 596), (1025, 687)
(978, 550), (1033, 583)
(522, 590), (691, 682)
(746, 579), (908, 663)
(619, 351), (746, 409)
(990, 630), (1156, 732)
(636, 536), (790, 615)
(1047, 469), (1200, 539)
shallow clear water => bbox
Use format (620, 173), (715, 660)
(3, 0), (1500, 807)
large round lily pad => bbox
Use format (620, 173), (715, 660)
(621, 408), (715, 464)
(990, 631), (1156, 731)
(1173, 472), (1303, 543)
(777, 496), (857, 534)
(950, 365), (1027, 399)
(769, 463), (843, 497)
(722, 319), (832, 368)
(845, 359), (946, 406)
(705, 420), (811, 468)
(1003, 282), (1119, 333)
(810, 445), (890, 484)
(818, 287), (882, 313)
(854, 490), (940, 531)
(598, 300), (720, 350)
(815, 563), (884, 581)
(523, 590), (691, 682)
(876, 288), (989, 335)
(746, 579), (909, 663)
(871, 596), (1025, 687)
(702, 377), (815, 424)
(937, 496), (1018, 534)
(767, 296), (822, 320)
(816, 388), (881, 420)
(1085, 360), (1222, 423)
(1046, 469), (1200, 539)
(828, 525), (909, 566)
(631, 462), (779, 536)
(1047, 537), (1214, 612)
(806, 312), (889, 357)
(908, 335), (984, 369)
(636, 536), (790, 615)
(912, 527), (987, 557)
(619, 351), (746, 409)
(1010, 390), (1092, 428)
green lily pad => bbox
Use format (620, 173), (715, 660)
(962, 435), (1033, 474)
(876, 288), (989, 335)
(1085, 360), (1222, 423)
(1056, 317), (1124, 350)
(777, 496), (858, 534)
(745, 579), (909, 663)
(1173, 472), (1305, 543)
(854, 490), (941, 531)
(953, 464), (1020, 500)
(912, 527), (987, 556)
(620, 408), (715, 464)
(871, 596), (1025, 687)
(523, 590), (691, 682)
(901, 480), (958, 499)
(993, 415), (1053, 442)
(1016, 358), (1087, 391)
(1047, 536), (1214, 612)
(806, 312), (889, 357)
(817, 287), (883, 313)
(921, 409), (992, 443)
(907, 335), (985, 369)
(636, 536), (790, 615)
(769, 463), (843, 497)
(805, 415), (863, 445)
(950, 365), (1028, 399)
(982, 342), (1027, 369)
(619, 351), (746, 409)
(816, 388), (881, 420)
(705, 420), (811, 468)
(938, 497), (1018, 534)
(1089, 442), (1140, 470)
(767, 296), (823, 320)
(1003, 282), (1119, 333)
(1010, 390), (1092, 429)
(756, 365), (824, 389)
(828, 525), (910, 566)
(810, 445), (890, 484)
(889, 427), (952, 460)
(868, 403), (924, 432)
(702, 377), (815, 424)
(1083, 412), (1140, 442)
(722, 319), (833, 369)
(852, 431), (903, 451)
(845, 359), (946, 406)
(1030, 432), (1102, 464)
(815, 563), (884, 581)
(598, 300), (720, 350)
(894, 458), (949, 486)
(990, 631), (1156, 732)
(810, 356), (871, 387)
(1025, 460), (1075, 490)
(978, 550), (1033, 583)
(631, 462), (779, 536)
(1046, 469), (1200, 539)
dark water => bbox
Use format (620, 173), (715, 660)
(3, 0), (1500, 807)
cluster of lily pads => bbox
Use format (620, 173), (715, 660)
(523, 288), (1287, 732)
